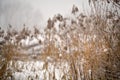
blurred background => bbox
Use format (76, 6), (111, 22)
(0, 0), (90, 30)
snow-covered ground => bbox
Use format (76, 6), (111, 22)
(4, 60), (70, 80)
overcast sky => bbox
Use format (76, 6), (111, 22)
(0, 0), (90, 30)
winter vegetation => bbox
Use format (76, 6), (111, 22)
(0, 0), (120, 80)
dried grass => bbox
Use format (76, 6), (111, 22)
(0, 1), (120, 79)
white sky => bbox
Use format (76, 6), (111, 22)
(0, 0), (90, 30)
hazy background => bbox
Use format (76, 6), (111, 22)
(0, 0), (90, 30)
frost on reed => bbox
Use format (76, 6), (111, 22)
(0, 1), (120, 80)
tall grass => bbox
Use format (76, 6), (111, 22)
(0, 1), (120, 79)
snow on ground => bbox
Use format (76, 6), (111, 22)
(5, 60), (70, 80)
